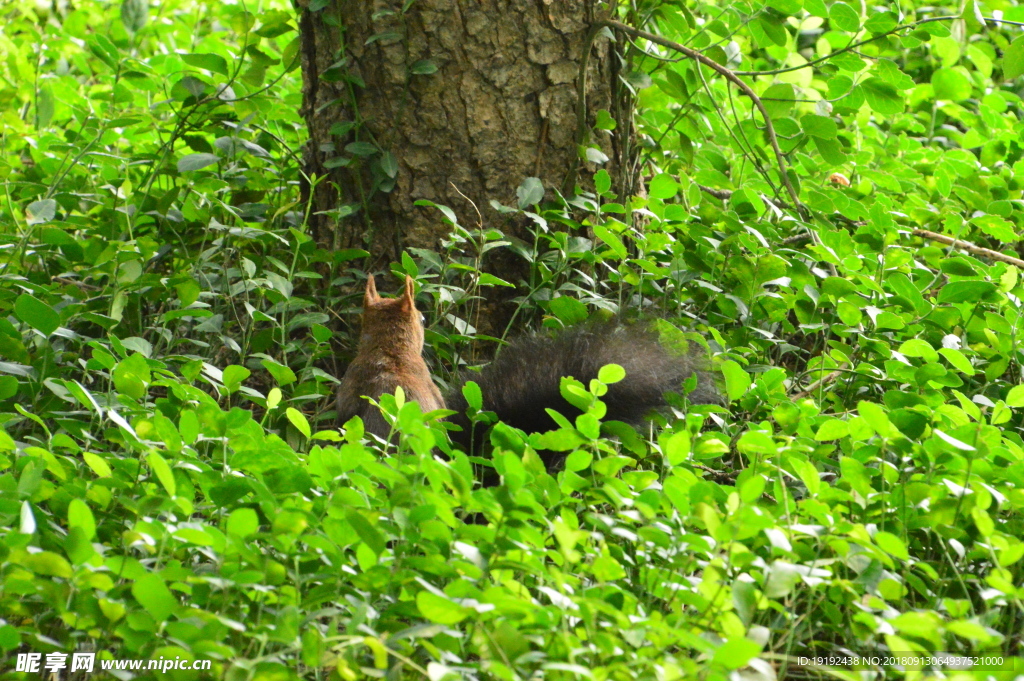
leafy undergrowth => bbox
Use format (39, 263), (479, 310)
(2, 0), (1024, 679)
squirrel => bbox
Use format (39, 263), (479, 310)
(336, 275), (719, 449)
(335, 275), (446, 438)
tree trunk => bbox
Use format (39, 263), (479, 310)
(297, 0), (627, 265)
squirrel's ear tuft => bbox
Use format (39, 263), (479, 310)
(401, 275), (416, 310)
(364, 276), (379, 305)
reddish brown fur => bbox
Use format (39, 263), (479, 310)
(335, 275), (445, 438)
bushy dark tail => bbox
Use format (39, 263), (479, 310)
(444, 321), (719, 450)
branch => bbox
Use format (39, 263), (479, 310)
(912, 229), (1024, 270)
(733, 15), (958, 76)
(698, 183), (788, 212)
(599, 20), (806, 218)
(734, 15), (1024, 77)
(698, 184), (732, 200)
(792, 369), (844, 400)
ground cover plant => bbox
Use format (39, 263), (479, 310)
(1, 0), (1024, 679)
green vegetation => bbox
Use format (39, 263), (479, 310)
(1, 0), (1024, 679)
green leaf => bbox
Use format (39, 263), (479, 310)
(147, 451), (177, 497)
(874, 531), (909, 560)
(997, 542), (1024, 567)
(857, 401), (892, 437)
(132, 573), (176, 621)
(898, 339), (939, 363)
(662, 430), (691, 466)
(365, 29), (401, 45)
(932, 36), (961, 68)
(83, 453), (112, 478)
(410, 59), (437, 75)
(859, 78), (904, 114)
(226, 508), (259, 538)
(972, 214), (1019, 242)
(329, 121), (355, 137)
(939, 258), (978, 276)
(1004, 35), (1024, 80)
(649, 173), (679, 200)
(517, 177), (545, 208)
(755, 18), (787, 46)
(931, 67), (972, 101)
(830, 52), (866, 72)
(262, 359), (297, 386)
(712, 637), (762, 670)
(590, 554), (627, 581)
(595, 109), (617, 130)
(222, 365), (251, 393)
(346, 510), (386, 555)
(345, 142), (377, 156)
(286, 407), (311, 438)
(804, 0), (827, 18)
(24, 551), (73, 579)
(937, 281), (998, 303)
(762, 83), (796, 119)
(938, 348), (974, 375)
(120, 0), (148, 33)
(829, 2), (861, 32)
(177, 153), (219, 172)
(379, 151), (398, 178)
(417, 591), (472, 625)
(478, 273), (514, 287)
(1008, 385), (1024, 407)
(174, 528), (214, 546)
(176, 279), (201, 307)
(592, 224), (628, 259)
(594, 169), (612, 195)
(25, 199), (56, 225)
(87, 35), (119, 69)
(68, 499), (96, 541)
(548, 296), (589, 324)
(864, 10), (897, 34)
(767, 0), (801, 16)
(720, 360), (750, 401)
(801, 114), (837, 139)
(462, 380), (482, 411)
(971, 507), (994, 537)
(597, 364), (626, 384)
(14, 294), (60, 335)
(813, 136), (847, 165)
(181, 53), (230, 76)
(112, 353), (150, 400)
(814, 418), (849, 441)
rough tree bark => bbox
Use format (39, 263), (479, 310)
(297, 0), (631, 265)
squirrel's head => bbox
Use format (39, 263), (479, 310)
(360, 275), (425, 351)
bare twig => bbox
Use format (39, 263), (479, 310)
(792, 369), (844, 400)
(52, 276), (100, 291)
(697, 183), (790, 212)
(450, 182), (483, 229)
(912, 228), (1024, 270)
(779, 232), (813, 246)
(698, 184), (732, 200)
